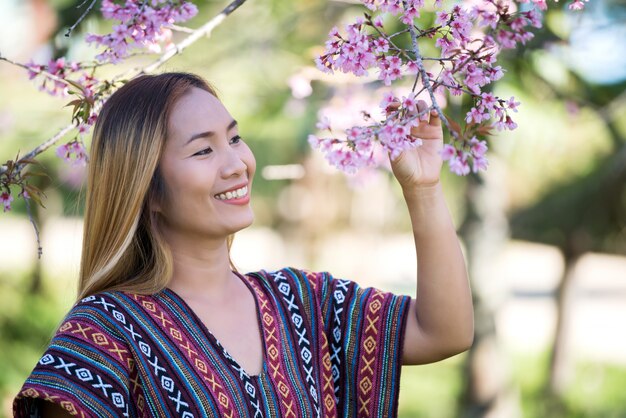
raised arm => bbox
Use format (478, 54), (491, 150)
(387, 100), (474, 365)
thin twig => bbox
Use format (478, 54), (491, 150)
(23, 195), (43, 258)
(405, 6), (457, 139)
(367, 16), (406, 56)
(139, 0), (248, 75)
(388, 28), (410, 39)
(0, 56), (74, 89)
(421, 57), (454, 61)
(1, 124), (77, 176)
(65, 0), (99, 37)
(433, 80), (478, 97)
(168, 24), (195, 34)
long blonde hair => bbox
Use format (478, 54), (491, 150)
(78, 73), (236, 300)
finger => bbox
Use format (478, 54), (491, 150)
(429, 108), (442, 127)
(416, 99), (429, 122)
(386, 101), (401, 115)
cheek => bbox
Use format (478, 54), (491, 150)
(244, 146), (257, 177)
(160, 165), (212, 215)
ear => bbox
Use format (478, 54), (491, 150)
(148, 196), (162, 214)
(148, 167), (166, 214)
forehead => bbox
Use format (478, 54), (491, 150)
(168, 87), (232, 141)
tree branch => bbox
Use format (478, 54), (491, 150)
(65, 0), (99, 37)
(139, 0), (248, 75)
(0, 55), (74, 89)
(0, 0), (249, 177)
(1, 0), (250, 256)
(406, 12), (458, 140)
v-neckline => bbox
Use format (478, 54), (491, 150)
(163, 271), (268, 379)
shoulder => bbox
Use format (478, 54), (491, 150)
(245, 266), (326, 287)
(66, 291), (135, 325)
(244, 266), (341, 303)
(57, 290), (151, 345)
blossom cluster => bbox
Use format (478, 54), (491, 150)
(309, 92), (424, 174)
(86, 0), (198, 63)
(312, 0), (553, 175)
(518, 0), (589, 10)
(4, 1), (200, 216)
(26, 58), (97, 98)
(441, 136), (489, 175)
(26, 58), (100, 141)
(309, 0), (587, 175)
(0, 190), (13, 212)
(56, 141), (89, 167)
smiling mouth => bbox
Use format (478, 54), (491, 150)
(214, 185), (248, 201)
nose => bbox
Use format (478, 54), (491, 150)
(220, 147), (248, 179)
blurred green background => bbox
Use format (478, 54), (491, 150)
(1, 0), (625, 417)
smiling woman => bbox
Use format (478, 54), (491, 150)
(13, 72), (473, 418)
(155, 87), (256, 246)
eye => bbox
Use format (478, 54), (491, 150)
(193, 147), (213, 157)
(230, 135), (242, 144)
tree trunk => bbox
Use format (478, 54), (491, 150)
(458, 158), (521, 418)
(545, 231), (589, 413)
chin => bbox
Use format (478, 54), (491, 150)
(230, 213), (255, 234)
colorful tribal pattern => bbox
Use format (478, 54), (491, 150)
(14, 267), (410, 417)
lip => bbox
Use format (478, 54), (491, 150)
(215, 192), (250, 206)
(213, 181), (251, 205)
(215, 181), (249, 196)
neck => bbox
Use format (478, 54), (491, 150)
(163, 230), (236, 301)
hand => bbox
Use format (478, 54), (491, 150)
(387, 99), (444, 190)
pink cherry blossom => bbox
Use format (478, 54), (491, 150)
(531, 0), (548, 10)
(503, 115), (517, 130)
(87, 0), (198, 63)
(480, 92), (497, 111)
(1, 191), (13, 212)
(435, 11), (451, 26)
(401, 6), (421, 25)
(308, 134), (322, 148)
(20, 189), (30, 200)
(373, 37), (389, 54)
(316, 116), (332, 131)
(568, 0), (585, 10)
(506, 96), (520, 112)
(56, 140), (89, 166)
(378, 55), (403, 85)
(472, 155), (489, 172)
(440, 144), (456, 161)
(469, 136), (488, 159)
(449, 152), (471, 175)
(402, 93), (418, 112)
(380, 91), (399, 109)
(406, 61), (419, 74)
(465, 106), (486, 123)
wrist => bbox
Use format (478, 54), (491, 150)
(401, 180), (442, 197)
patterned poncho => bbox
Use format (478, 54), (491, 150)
(14, 267), (410, 417)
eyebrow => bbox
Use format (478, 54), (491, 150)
(185, 119), (238, 146)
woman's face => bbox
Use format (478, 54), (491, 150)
(156, 87), (256, 239)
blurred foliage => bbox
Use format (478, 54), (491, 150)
(511, 351), (626, 418)
(0, 273), (67, 414)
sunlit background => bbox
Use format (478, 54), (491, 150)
(1, 0), (625, 417)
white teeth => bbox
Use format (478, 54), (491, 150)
(215, 185), (248, 201)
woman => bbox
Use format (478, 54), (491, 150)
(14, 72), (473, 417)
